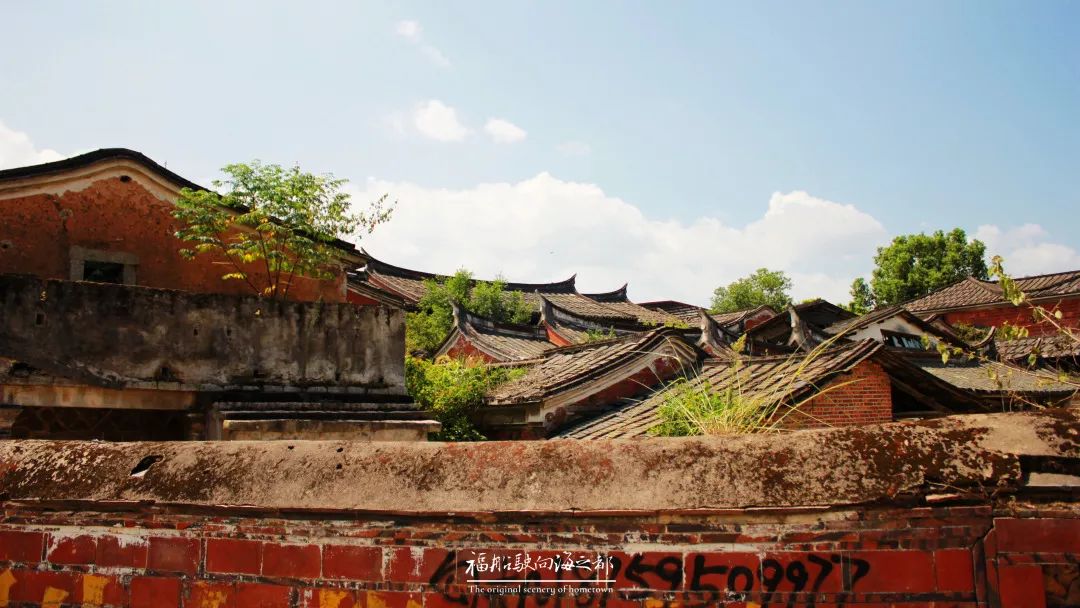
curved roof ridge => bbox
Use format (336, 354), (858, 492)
(583, 283), (629, 303)
(361, 249), (578, 293)
(538, 293), (647, 331)
(0, 147), (206, 191)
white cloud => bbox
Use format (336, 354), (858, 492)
(420, 45), (451, 68)
(394, 19), (450, 67)
(557, 141), (591, 157)
(353, 175), (888, 305)
(0, 120), (64, 169)
(413, 100), (469, 142)
(483, 118), (527, 144)
(395, 20), (422, 42)
(975, 223), (1080, 276)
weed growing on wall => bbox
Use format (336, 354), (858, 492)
(650, 335), (859, 436)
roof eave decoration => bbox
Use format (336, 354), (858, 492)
(583, 284), (629, 303)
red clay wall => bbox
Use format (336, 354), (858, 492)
(442, 336), (498, 364)
(0, 503), (1075, 607)
(0, 178), (346, 302)
(780, 360), (894, 429)
(942, 297), (1080, 337)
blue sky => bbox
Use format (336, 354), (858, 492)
(2, 1), (1078, 304)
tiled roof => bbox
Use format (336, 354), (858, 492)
(994, 335), (1080, 363)
(582, 284), (628, 302)
(436, 306), (555, 362)
(595, 300), (688, 326)
(823, 305), (962, 346)
(905, 270), (1080, 313)
(557, 340), (882, 439)
(543, 292), (637, 322)
(900, 352), (1077, 395)
(486, 329), (696, 405)
(710, 306), (768, 326)
(640, 300), (708, 323)
(359, 250), (577, 307)
(746, 301), (851, 339)
(580, 287), (689, 326)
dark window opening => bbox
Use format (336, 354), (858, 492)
(83, 260), (125, 284)
(882, 330), (924, 350)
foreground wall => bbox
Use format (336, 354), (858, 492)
(0, 410), (1077, 607)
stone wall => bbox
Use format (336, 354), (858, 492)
(0, 274), (405, 393)
(0, 410), (1077, 606)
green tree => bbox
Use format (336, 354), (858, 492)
(868, 229), (987, 305)
(710, 268), (793, 314)
(847, 277), (875, 314)
(173, 161), (392, 299)
(405, 269), (532, 355)
(405, 356), (524, 441)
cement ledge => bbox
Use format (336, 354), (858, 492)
(0, 409), (1077, 515)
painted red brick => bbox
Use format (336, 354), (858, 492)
(358, 590), (423, 608)
(608, 551), (684, 590)
(96, 535), (149, 568)
(71, 573), (127, 606)
(130, 576), (181, 608)
(235, 582), (292, 607)
(301, 587), (357, 608)
(998, 564), (1047, 608)
(386, 546), (454, 584)
(262, 543), (321, 579)
(7, 570), (79, 603)
(46, 534), (97, 565)
(188, 581), (236, 608)
(322, 545), (383, 580)
(422, 592), (491, 608)
(683, 552), (761, 593)
(0, 530), (44, 562)
(994, 518), (1080, 554)
(147, 536), (200, 575)
(760, 552), (844, 593)
(847, 551), (935, 593)
(934, 548), (975, 593)
(207, 538), (263, 575)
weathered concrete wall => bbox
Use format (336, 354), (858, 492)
(0, 410), (1074, 513)
(0, 410), (1077, 607)
(0, 274), (405, 393)
(0, 174), (348, 303)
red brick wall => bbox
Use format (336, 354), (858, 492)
(780, 360), (893, 429)
(0, 178), (346, 302)
(442, 336), (498, 363)
(0, 503), (1076, 607)
(942, 297), (1080, 337)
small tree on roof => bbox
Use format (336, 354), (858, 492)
(173, 161), (392, 299)
(710, 268), (793, 314)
